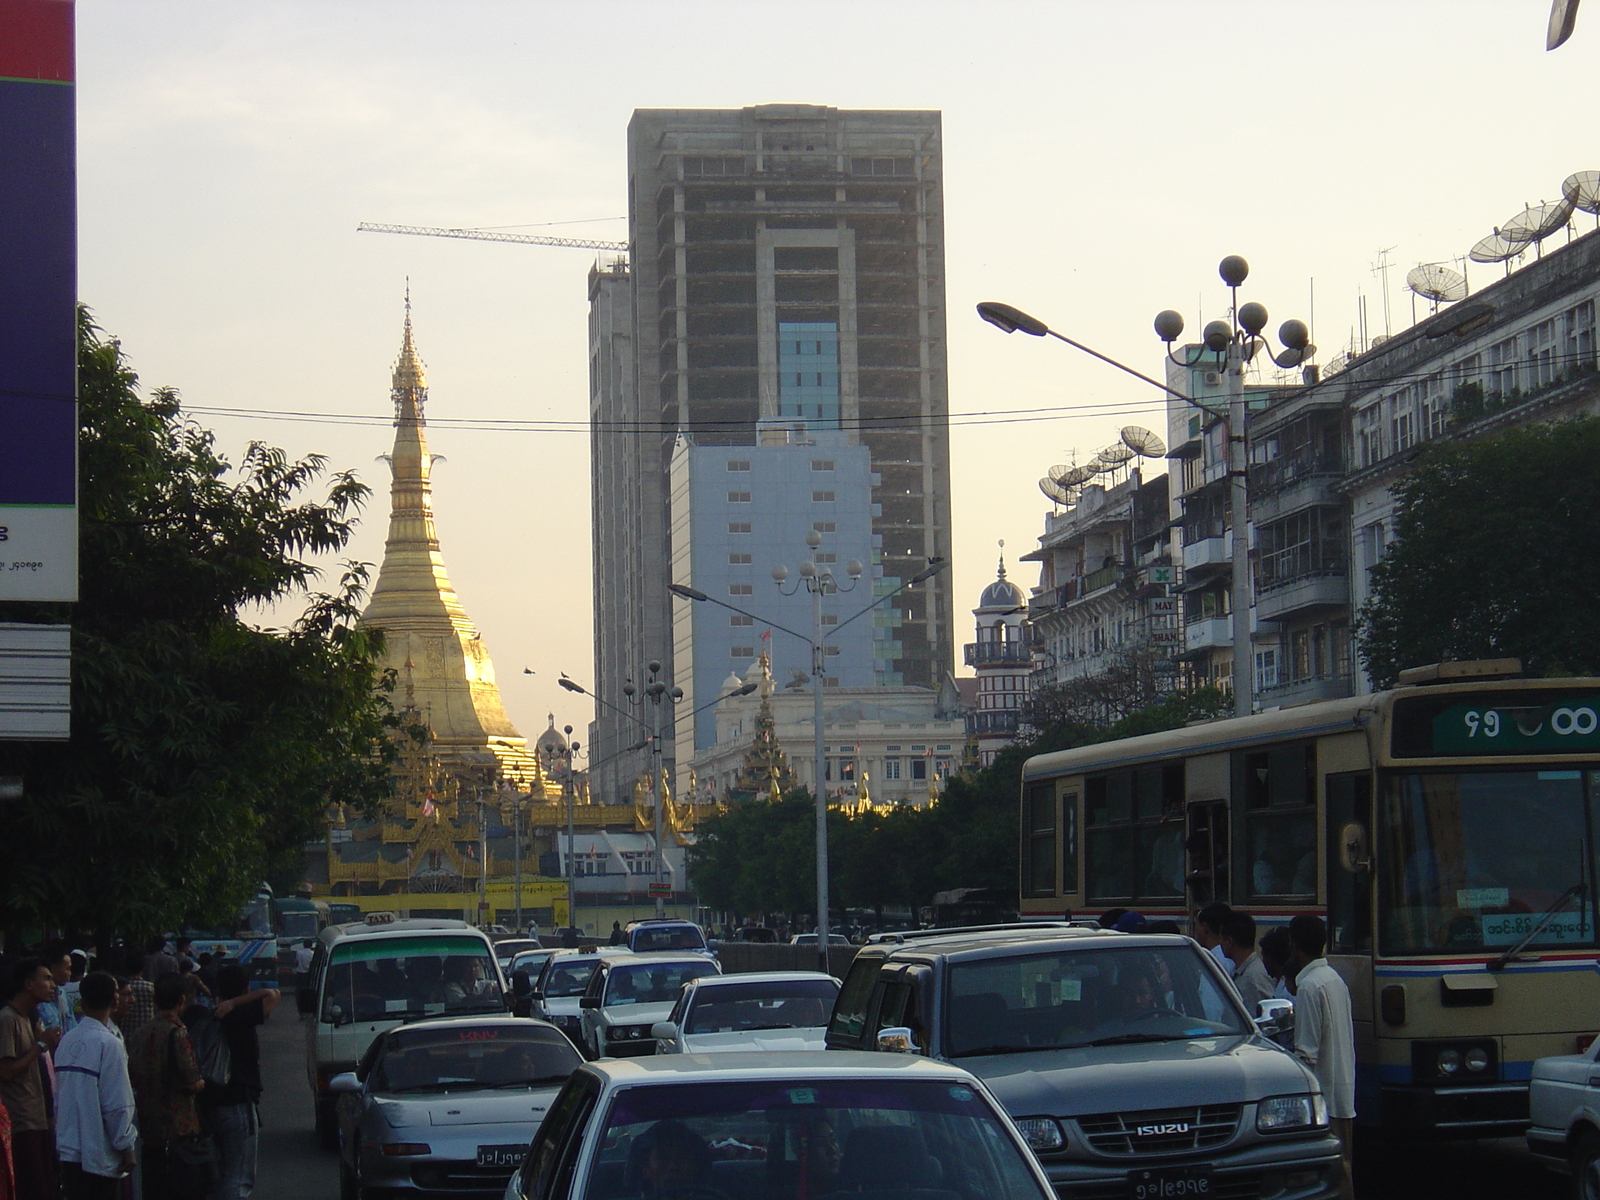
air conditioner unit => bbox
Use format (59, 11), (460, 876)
(1202, 370), (1222, 387)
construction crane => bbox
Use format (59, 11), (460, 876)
(357, 221), (628, 254)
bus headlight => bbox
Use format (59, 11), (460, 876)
(1436, 1048), (1461, 1075)
(1465, 1047), (1490, 1073)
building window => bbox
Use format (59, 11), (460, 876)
(1256, 648), (1279, 691)
(822, 676), (839, 687)
(823, 645), (840, 656)
(811, 460), (834, 472)
(729, 583), (753, 595)
(731, 646), (755, 658)
(726, 460), (750, 472)
(1566, 300), (1596, 369)
(730, 615), (753, 626)
(729, 553), (752, 565)
(820, 614), (838, 626)
(1423, 373), (1448, 439)
(1487, 335), (1519, 397)
(812, 491), (835, 503)
(1390, 387), (1416, 453)
(1356, 404), (1384, 468)
(728, 491), (751, 503)
(728, 522), (752, 534)
(883, 758), (901, 780)
(815, 552), (836, 563)
(813, 522), (835, 533)
(1528, 318), (1559, 389)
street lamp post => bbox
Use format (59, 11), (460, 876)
(558, 672), (756, 924)
(977, 258), (1312, 719)
(669, 551), (948, 971)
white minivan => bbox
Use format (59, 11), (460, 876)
(301, 914), (505, 1144)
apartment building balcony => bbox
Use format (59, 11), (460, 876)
(1259, 673), (1355, 709)
(1249, 457), (1344, 523)
(1185, 616), (1233, 653)
(1182, 530), (1232, 580)
(966, 710), (1022, 736)
(964, 641), (1033, 667)
(1257, 552), (1349, 622)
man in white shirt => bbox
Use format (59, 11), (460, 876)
(1289, 915), (1354, 1200)
(54, 971), (138, 1200)
(1193, 902), (1235, 974)
(1220, 913), (1275, 1015)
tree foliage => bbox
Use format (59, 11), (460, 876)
(1357, 417), (1600, 687)
(0, 312), (400, 938)
(687, 685), (1229, 918)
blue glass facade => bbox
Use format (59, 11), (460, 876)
(778, 321), (840, 427)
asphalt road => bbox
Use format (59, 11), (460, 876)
(255, 1007), (339, 1200)
(249, 1005), (1567, 1200)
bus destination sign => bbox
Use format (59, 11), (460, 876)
(1423, 696), (1600, 756)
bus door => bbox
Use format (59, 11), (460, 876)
(1326, 772), (1374, 953)
(1186, 800), (1229, 907)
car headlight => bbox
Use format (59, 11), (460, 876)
(1437, 1048), (1461, 1076)
(1465, 1047), (1490, 1073)
(377, 1103), (411, 1128)
(1014, 1117), (1065, 1152)
(1256, 1093), (1327, 1133)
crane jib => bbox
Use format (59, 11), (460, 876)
(357, 221), (628, 254)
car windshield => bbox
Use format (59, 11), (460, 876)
(280, 912), (320, 938)
(321, 937), (503, 1026)
(1378, 770), (1597, 954)
(604, 961), (720, 1007)
(630, 925), (706, 952)
(511, 950), (555, 976)
(684, 980), (839, 1034)
(944, 944), (1248, 1056)
(541, 958), (603, 998)
(373, 1025), (580, 1094)
(581, 1078), (1046, 1200)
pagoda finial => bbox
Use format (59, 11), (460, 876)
(997, 538), (1007, 581)
(393, 289), (428, 408)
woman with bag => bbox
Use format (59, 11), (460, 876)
(127, 976), (209, 1200)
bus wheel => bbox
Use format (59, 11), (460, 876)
(1572, 1131), (1600, 1200)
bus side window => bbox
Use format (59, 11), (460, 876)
(1326, 772), (1373, 952)
(1237, 745), (1318, 901)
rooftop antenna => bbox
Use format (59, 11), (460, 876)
(1405, 263), (1468, 319)
(1370, 247), (1397, 338)
(1563, 170), (1600, 229)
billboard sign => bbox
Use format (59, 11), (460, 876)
(0, 0), (78, 602)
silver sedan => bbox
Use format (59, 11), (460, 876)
(332, 1015), (582, 1200)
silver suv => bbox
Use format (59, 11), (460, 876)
(827, 927), (1342, 1199)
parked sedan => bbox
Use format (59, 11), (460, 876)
(331, 1016), (582, 1200)
(503, 1053), (1058, 1200)
(651, 971), (839, 1054)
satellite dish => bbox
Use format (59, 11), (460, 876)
(1469, 231), (1522, 264)
(1059, 464), (1094, 487)
(1097, 443), (1135, 467)
(1502, 198), (1575, 246)
(1038, 477), (1069, 505)
(1119, 426), (1167, 458)
(1323, 350), (1350, 377)
(1563, 171), (1600, 221)
(1406, 263), (1467, 307)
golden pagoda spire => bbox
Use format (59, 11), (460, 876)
(361, 297), (533, 777)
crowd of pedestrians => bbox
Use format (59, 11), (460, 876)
(0, 939), (277, 1200)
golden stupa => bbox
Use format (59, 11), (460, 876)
(361, 305), (536, 781)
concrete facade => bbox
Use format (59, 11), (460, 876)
(590, 105), (955, 803)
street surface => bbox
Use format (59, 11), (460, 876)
(250, 1005), (1565, 1200)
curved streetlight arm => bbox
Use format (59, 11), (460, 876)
(831, 559), (950, 637)
(667, 584), (816, 649)
(558, 676), (649, 732)
(685, 681), (758, 720)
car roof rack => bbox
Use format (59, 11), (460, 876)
(866, 920), (1075, 945)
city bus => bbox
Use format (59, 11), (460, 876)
(274, 896), (331, 986)
(1018, 662), (1600, 1136)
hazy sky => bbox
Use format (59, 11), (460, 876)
(75, 0), (1596, 742)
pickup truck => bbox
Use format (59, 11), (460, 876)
(1526, 1036), (1600, 1187)
(827, 925), (1342, 1199)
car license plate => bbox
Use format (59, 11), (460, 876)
(1128, 1167), (1212, 1199)
(475, 1145), (525, 1169)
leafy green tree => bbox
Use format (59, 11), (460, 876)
(1358, 417), (1600, 687)
(0, 312), (400, 939)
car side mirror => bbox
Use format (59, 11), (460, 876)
(579, 996), (602, 1010)
(876, 1026), (918, 1054)
(297, 988), (315, 1015)
(1255, 998), (1294, 1036)
(650, 1022), (677, 1040)
(327, 1072), (361, 1095)
(530, 991), (545, 1003)
(511, 969), (532, 998)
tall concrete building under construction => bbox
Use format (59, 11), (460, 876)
(587, 105), (954, 805)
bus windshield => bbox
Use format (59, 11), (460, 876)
(1379, 770), (1596, 955)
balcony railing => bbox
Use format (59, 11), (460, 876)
(1250, 453), (1342, 495)
(1258, 547), (1347, 593)
(966, 710), (1022, 736)
(964, 641), (1033, 666)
